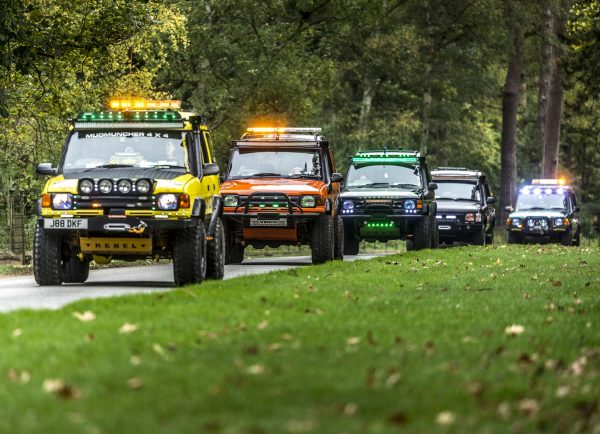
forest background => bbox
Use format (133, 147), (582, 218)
(1, 0), (599, 235)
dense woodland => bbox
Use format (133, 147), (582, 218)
(1, 0), (599, 235)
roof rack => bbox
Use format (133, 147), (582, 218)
(434, 166), (469, 171)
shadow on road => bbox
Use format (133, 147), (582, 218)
(75, 281), (173, 288)
(240, 260), (312, 267)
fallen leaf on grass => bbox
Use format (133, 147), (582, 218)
(11, 328), (22, 338)
(497, 402), (511, 419)
(42, 378), (82, 399)
(388, 411), (408, 425)
(129, 355), (142, 366)
(551, 280), (562, 287)
(505, 324), (525, 336)
(346, 336), (360, 346)
(556, 386), (570, 398)
(127, 377), (144, 390)
(245, 364), (266, 375)
(119, 323), (138, 334)
(152, 343), (166, 357)
(343, 403), (358, 416)
(72, 311), (95, 322)
(518, 399), (539, 417)
(435, 411), (456, 425)
(385, 372), (401, 387)
(256, 320), (269, 330)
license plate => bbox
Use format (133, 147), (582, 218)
(79, 237), (152, 254)
(44, 218), (88, 230)
(249, 217), (288, 227)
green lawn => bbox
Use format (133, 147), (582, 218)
(0, 245), (599, 434)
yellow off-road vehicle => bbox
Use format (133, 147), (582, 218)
(34, 99), (224, 286)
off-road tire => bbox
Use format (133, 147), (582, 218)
(343, 225), (360, 255)
(173, 220), (207, 286)
(224, 220), (244, 264)
(63, 257), (90, 283)
(311, 214), (334, 264)
(405, 239), (415, 251)
(472, 225), (486, 246)
(560, 228), (573, 246)
(431, 218), (439, 248)
(507, 232), (520, 244)
(574, 230), (581, 247)
(486, 225), (495, 244)
(206, 217), (225, 279)
(412, 217), (431, 250)
(333, 215), (344, 260)
(33, 221), (63, 286)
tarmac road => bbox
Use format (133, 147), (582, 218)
(0, 254), (380, 313)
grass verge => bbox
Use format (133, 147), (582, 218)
(0, 244), (599, 433)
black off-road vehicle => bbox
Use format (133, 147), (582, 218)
(340, 150), (438, 254)
(431, 167), (496, 245)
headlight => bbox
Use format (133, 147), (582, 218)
(527, 219), (534, 228)
(404, 200), (416, 210)
(117, 179), (132, 194)
(342, 200), (354, 211)
(223, 195), (239, 207)
(475, 212), (482, 223)
(135, 179), (152, 194)
(157, 194), (178, 210)
(98, 179), (113, 194)
(554, 218), (563, 227)
(301, 195), (316, 207)
(512, 218), (521, 226)
(52, 193), (73, 210)
(465, 213), (475, 222)
(79, 179), (94, 194)
(540, 219), (548, 227)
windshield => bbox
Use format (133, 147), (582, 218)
(436, 181), (481, 202)
(516, 192), (567, 211)
(62, 131), (186, 172)
(228, 149), (322, 179)
(345, 164), (421, 190)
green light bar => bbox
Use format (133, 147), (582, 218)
(352, 157), (419, 164)
(365, 221), (395, 228)
(76, 110), (183, 122)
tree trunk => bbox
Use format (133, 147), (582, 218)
(542, 0), (568, 178)
(499, 24), (523, 226)
(537, 4), (553, 170)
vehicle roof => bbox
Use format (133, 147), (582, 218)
(71, 109), (206, 132)
(431, 168), (484, 180)
(349, 149), (423, 164)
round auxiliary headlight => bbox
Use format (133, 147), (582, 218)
(404, 200), (416, 210)
(79, 179), (94, 194)
(513, 218), (521, 226)
(117, 179), (132, 194)
(157, 194), (178, 210)
(540, 219), (548, 227)
(52, 193), (73, 210)
(554, 218), (563, 227)
(301, 195), (316, 207)
(136, 179), (151, 194)
(98, 179), (113, 194)
(223, 195), (239, 207)
(342, 200), (354, 211)
(527, 219), (535, 227)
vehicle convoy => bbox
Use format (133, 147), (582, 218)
(34, 99), (225, 286)
(506, 179), (581, 246)
(220, 127), (344, 265)
(339, 150), (438, 254)
(431, 167), (496, 245)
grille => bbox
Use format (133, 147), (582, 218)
(249, 218), (288, 227)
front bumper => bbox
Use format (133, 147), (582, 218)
(40, 215), (196, 234)
(437, 220), (483, 238)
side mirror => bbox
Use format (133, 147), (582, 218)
(428, 182), (438, 191)
(330, 173), (343, 183)
(36, 163), (56, 176)
(203, 163), (220, 176)
(504, 205), (513, 213)
(486, 196), (496, 204)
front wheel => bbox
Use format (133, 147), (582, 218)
(412, 217), (432, 250)
(472, 225), (486, 246)
(333, 215), (344, 260)
(173, 220), (207, 286)
(33, 222), (64, 286)
(311, 214), (334, 264)
(63, 257), (90, 283)
(206, 217), (225, 279)
(343, 225), (360, 255)
(560, 228), (573, 246)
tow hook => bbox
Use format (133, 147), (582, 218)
(128, 221), (147, 234)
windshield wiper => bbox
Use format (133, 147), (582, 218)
(436, 197), (477, 201)
(519, 207), (547, 211)
(287, 173), (320, 179)
(356, 182), (390, 188)
(84, 164), (134, 171)
(245, 172), (283, 178)
(148, 164), (186, 169)
(391, 183), (420, 189)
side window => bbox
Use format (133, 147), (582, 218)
(201, 132), (213, 164)
(185, 132), (200, 176)
(327, 150), (336, 173)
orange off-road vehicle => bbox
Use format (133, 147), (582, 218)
(220, 127), (344, 264)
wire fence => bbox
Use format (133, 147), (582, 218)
(0, 190), (35, 265)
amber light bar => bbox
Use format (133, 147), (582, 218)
(246, 127), (322, 134)
(109, 99), (182, 110)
